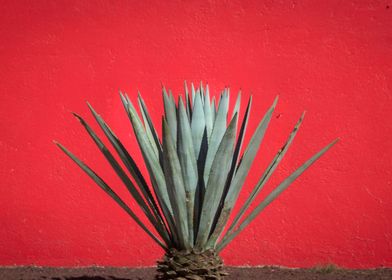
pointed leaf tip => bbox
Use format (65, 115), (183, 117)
(272, 95), (279, 108)
(330, 138), (340, 146)
(72, 112), (83, 122)
(86, 102), (98, 114)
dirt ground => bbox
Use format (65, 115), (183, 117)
(1, 266), (391, 280)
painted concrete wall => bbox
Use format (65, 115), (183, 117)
(0, 0), (391, 268)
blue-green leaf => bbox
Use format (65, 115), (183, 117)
(137, 93), (162, 159)
(224, 96), (278, 208)
(72, 113), (160, 229)
(204, 88), (213, 138)
(206, 96), (277, 247)
(206, 96), (252, 247)
(211, 96), (216, 123)
(226, 112), (305, 237)
(191, 91), (206, 158)
(184, 81), (192, 120)
(177, 98), (198, 245)
(232, 91), (241, 126)
(217, 138), (339, 252)
(203, 91), (230, 185)
(191, 82), (196, 105)
(120, 93), (178, 243)
(162, 117), (190, 249)
(196, 114), (238, 249)
(54, 141), (167, 250)
(86, 103), (170, 244)
(163, 87), (177, 148)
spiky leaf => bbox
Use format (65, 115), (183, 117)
(137, 93), (163, 159)
(196, 114), (238, 248)
(86, 104), (170, 244)
(54, 141), (167, 250)
(163, 87), (177, 148)
(226, 112), (305, 237)
(191, 91), (206, 158)
(202, 91), (230, 185)
(177, 98), (198, 245)
(206, 97), (278, 246)
(217, 138), (339, 251)
(120, 93), (178, 243)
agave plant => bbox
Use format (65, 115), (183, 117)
(55, 82), (337, 279)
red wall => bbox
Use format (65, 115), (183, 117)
(1, 0), (391, 268)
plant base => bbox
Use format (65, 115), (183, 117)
(156, 248), (228, 279)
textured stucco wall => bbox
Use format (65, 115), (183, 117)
(0, 0), (391, 268)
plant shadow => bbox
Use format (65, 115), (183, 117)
(48, 277), (133, 280)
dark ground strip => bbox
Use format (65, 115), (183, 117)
(0, 266), (391, 280)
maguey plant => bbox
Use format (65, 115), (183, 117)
(55, 82), (338, 279)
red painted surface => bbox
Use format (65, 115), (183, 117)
(0, 0), (391, 269)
